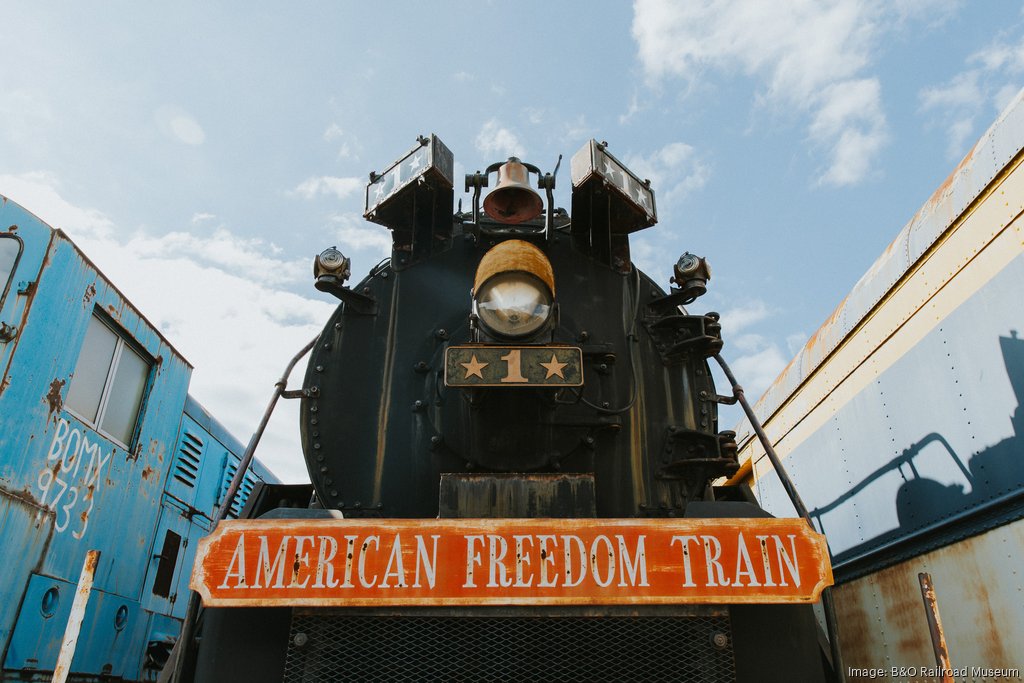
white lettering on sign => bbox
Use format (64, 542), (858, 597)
(195, 521), (833, 606)
(219, 533), (656, 593)
(219, 534), (443, 591)
(672, 533), (801, 588)
(39, 418), (112, 538)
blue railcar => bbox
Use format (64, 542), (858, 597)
(0, 197), (278, 681)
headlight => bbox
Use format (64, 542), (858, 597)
(473, 239), (555, 339)
(476, 272), (553, 337)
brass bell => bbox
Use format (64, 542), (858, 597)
(483, 157), (544, 224)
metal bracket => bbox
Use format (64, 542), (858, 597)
(314, 275), (377, 315)
(658, 427), (738, 480)
(642, 314), (723, 362)
(647, 287), (701, 315)
(0, 321), (17, 343)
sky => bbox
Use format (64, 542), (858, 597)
(3, 1), (1024, 483)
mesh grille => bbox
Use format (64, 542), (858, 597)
(282, 613), (736, 683)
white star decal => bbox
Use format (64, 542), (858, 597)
(602, 159), (618, 183)
(636, 186), (649, 209)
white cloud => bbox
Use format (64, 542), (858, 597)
(127, 228), (308, 287)
(0, 171), (114, 239)
(994, 83), (1022, 112)
(4, 171), (332, 482)
(626, 141), (709, 202)
(329, 212), (392, 256)
(475, 119), (525, 159)
(720, 300), (771, 334)
(631, 0), (897, 185)
(729, 344), (789, 403)
(619, 91), (642, 124)
(323, 124), (355, 159)
(324, 124), (345, 141)
(970, 40), (1024, 72)
(563, 115), (595, 141)
(291, 176), (363, 200)
(785, 332), (808, 356)
(920, 71), (981, 110)
(945, 118), (975, 158)
(814, 85), (889, 186)
(632, 0), (873, 102)
(170, 116), (205, 145)
(156, 106), (205, 146)
(0, 89), (55, 154)
(523, 107), (545, 125)
(919, 29), (1024, 159)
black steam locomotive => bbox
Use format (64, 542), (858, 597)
(178, 136), (832, 682)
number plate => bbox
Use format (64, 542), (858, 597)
(444, 346), (583, 387)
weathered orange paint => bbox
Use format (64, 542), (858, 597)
(473, 239), (555, 297)
(192, 518), (832, 608)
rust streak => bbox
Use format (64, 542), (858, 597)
(46, 378), (65, 418)
(83, 283), (96, 305)
(7, 486), (44, 509)
(918, 572), (953, 680)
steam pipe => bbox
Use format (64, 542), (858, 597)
(714, 353), (846, 683)
(168, 336), (318, 682)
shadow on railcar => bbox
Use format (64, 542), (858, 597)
(809, 330), (1024, 578)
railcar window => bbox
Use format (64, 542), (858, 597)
(66, 313), (152, 447)
(0, 235), (21, 308)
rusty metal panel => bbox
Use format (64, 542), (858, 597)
(834, 521), (1024, 677)
(5, 572), (151, 679)
(0, 489), (54, 656)
(438, 473), (596, 518)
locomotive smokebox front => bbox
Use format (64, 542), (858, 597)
(300, 137), (737, 519)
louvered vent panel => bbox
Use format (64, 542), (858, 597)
(173, 431), (204, 489)
(220, 463), (257, 519)
(228, 472), (256, 518)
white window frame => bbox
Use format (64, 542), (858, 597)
(0, 233), (22, 309)
(66, 313), (152, 449)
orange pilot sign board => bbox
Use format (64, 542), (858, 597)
(191, 518), (833, 607)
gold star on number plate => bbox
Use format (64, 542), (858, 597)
(461, 355), (488, 379)
(539, 353), (568, 379)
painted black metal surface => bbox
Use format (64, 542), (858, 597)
(184, 138), (832, 683)
(300, 221), (728, 519)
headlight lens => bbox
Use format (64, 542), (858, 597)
(476, 272), (553, 338)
